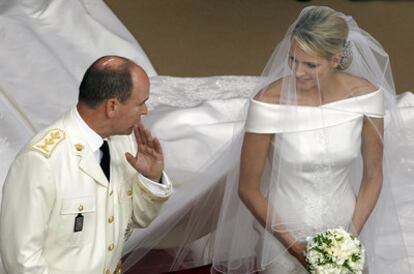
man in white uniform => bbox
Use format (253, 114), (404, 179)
(0, 56), (173, 274)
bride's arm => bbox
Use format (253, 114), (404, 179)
(352, 117), (384, 235)
(238, 132), (272, 227)
(238, 132), (306, 265)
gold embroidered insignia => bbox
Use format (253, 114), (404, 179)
(30, 128), (65, 158)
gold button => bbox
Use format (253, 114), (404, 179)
(127, 189), (132, 196)
(108, 216), (114, 223)
(108, 243), (115, 251)
(109, 190), (113, 196)
(105, 270), (110, 274)
(74, 143), (84, 151)
(78, 204), (84, 211)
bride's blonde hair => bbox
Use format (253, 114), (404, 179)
(292, 6), (352, 70)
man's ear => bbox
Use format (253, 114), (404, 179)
(105, 98), (118, 118)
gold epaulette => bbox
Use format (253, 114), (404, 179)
(30, 128), (65, 158)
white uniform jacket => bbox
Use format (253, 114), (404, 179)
(0, 110), (173, 274)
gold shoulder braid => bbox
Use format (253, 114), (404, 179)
(30, 128), (65, 158)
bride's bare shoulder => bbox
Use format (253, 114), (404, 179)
(253, 79), (283, 104)
(338, 73), (378, 96)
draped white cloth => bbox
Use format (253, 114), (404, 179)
(0, 1), (414, 273)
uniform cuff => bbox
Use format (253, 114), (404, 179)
(137, 171), (173, 199)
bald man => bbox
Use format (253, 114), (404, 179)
(0, 56), (173, 274)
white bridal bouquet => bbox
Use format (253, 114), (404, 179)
(305, 227), (365, 274)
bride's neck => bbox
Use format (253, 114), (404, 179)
(298, 73), (339, 105)
(316, 73), (340, 97)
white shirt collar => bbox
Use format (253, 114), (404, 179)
(72, 107), (103, 153)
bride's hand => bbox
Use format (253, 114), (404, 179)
(288, 242), (307, 268)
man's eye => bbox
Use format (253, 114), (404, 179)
(307, 63), (318, 68)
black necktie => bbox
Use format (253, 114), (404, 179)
(99, 140), (110, 181)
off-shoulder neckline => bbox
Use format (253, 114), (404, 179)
(251, 88), (382, 108)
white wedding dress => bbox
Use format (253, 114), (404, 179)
(245, 89), (383, 273)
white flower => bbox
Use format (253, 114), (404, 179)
(305, 227), (365, 274)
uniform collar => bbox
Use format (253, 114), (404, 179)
(72, 107), (104, 153)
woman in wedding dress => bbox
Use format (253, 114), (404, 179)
(212, 6), (411, 274)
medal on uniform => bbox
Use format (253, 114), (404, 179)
(74, 213), (84, 232)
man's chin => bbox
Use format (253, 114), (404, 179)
(124, 128), (134, 135)
(111, 128), (134, 136)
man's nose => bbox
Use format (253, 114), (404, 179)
(141, 104), (148, 115)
